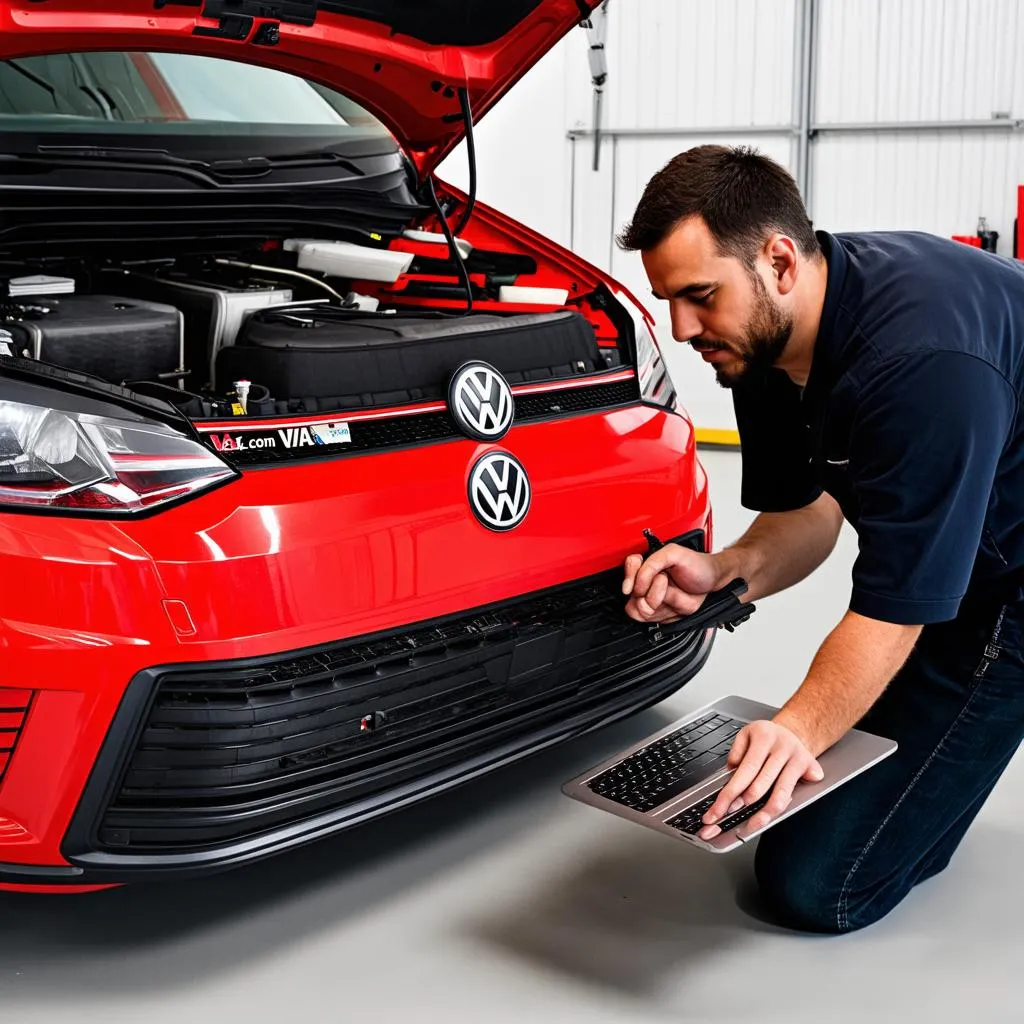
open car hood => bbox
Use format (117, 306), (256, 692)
(0, 0), (599, 175)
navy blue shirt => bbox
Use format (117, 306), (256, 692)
(732, 230), (1024, 625)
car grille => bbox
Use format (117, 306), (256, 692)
(95, 563), (704, 853)
(513, 379), (637, 417)
(0, 689), (33, 785)
(212, 378), (639, 466)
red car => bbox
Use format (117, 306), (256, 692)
(0, 0), (744, 893)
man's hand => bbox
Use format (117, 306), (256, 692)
(622, 544), (726, 624)
(694, 610), (921, 841)
(697, 719), (823, 841)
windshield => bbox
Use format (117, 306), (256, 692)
(0, 51), (394, 140)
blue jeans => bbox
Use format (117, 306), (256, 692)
(753, 598), (1024, 933)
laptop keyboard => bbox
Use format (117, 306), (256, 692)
(665, 790), (772, 836)
(585, 711), (746, 813)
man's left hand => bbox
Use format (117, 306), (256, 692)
(698, 719), (824, 840)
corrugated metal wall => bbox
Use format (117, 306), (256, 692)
(563, 0), (1024, 435)
(601, 0), (798, 131)
(815, 0), (1019, 124)
(813, 0), (1024, 248)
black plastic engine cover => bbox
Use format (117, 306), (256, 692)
(215, 307), (603, 404)
(1, 294), (183, 387)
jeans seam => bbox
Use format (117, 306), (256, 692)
(836, 689), (979, 931)
(835, 606), (1006, 932)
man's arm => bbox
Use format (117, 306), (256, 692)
(775, 611), (921, 755)
(713, 491), (845, 603)
(698, 610), (920, 838)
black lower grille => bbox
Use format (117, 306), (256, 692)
(95, 564), (705, 853)
(211, 378), (639, 466)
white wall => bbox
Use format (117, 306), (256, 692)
(440, 0), (1024, 435)
(437, 40), (575, 249)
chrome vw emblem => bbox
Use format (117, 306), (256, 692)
(449, 361), (514, 441)
(468, 451), (531, 532)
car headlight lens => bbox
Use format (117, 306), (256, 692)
(0, 380), (236, 514)
(609, 285), (679, 411)
(635, 318), (678, 410)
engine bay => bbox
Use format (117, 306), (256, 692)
(0, 226), (632, 424)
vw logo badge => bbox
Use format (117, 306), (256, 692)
(449, 361), (514, 441)
(468, 451), (531, 532)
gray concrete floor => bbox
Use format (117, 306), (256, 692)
(4, 450), (1023, 1023)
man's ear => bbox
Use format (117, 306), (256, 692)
(765, 234), (799, 296)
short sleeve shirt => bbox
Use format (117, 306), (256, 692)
(732, 230), (1024, 625)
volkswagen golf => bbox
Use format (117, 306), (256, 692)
(0, 0), (743, 893)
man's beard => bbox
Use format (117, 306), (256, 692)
(710, 273), (793, 389)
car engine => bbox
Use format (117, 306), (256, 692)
(0, 233), (628, 423)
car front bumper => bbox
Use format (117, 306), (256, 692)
(0, 406), (712, 889)
(3, 569), (713, 887)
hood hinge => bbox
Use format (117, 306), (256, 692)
(189, 0), (318, 40)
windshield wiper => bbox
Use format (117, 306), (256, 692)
(67, 55), (119, 121)
(207, 150), (365, 178)
(4, 146), (224, 187)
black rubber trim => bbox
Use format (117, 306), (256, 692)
(0, 862), (84, 881)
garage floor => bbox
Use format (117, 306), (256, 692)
(5, 450), (1022, 1023)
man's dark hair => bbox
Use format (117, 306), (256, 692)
(616, 145), (820, 266)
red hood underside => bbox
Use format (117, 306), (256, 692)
(0, 0), (598, 175)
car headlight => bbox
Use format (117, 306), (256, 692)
(609, 286), (679, 412)
(0, 378), (236, 514)
(635, 318), (678, 410)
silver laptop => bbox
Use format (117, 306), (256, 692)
(563, 695), (897, 853)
